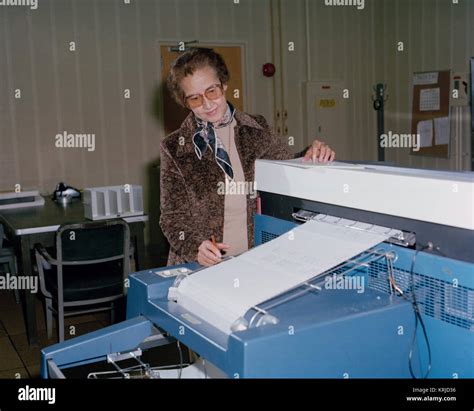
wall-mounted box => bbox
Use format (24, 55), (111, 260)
(83, 185), (143, 220)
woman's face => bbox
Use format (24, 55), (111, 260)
(180, 66), (228, 124)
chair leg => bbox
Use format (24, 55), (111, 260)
(11, 256), (20, 305)
(110, 301), (115, 324)
(46, 298), (53, 340)
(58, 303), (65, 343)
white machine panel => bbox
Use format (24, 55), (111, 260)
(255, 159), (474, 230)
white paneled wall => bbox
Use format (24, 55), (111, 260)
(376, 0), (473, 170)
(2, 0), (471, 194)
(276, 0), (379, 161)
(0, 0), (276, 194)
(1, 0), (472, 252)
(275, 0), (472, 169)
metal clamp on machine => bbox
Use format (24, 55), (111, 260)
(291, 209), (417, 247)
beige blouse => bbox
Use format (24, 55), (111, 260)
(215, 118), (249, 256)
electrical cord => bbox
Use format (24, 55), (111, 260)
(177, 341), (183, 379)
(405, 243), (434, 379)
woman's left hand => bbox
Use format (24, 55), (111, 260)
(303, 140), (336, 163)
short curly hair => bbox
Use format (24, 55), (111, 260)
(167, 48), (230, 107)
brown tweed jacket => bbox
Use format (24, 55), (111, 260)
(159, 109), (299, 266)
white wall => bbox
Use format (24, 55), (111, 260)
(1, 0), (472, 254)
(275, 0), (473, 169)
(275, 0), (379, 160)
(375, 0), (473, 170)
(0, 0), (277, 194)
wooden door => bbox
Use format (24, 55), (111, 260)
(160, 45), (244, 135)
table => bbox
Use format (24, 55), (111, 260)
(0, 199), (148, 346)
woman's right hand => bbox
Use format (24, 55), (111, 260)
(197, 240), (230, 266)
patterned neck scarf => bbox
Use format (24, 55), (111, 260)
(192, 102), (236, 180)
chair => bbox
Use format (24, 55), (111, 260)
(34, 219), (130, 342)
(0, 223), (19, 304)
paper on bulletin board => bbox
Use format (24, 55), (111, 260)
(417, 119), (433, 147)
(413, 72), (438, 85)
(434, 116), (450, 145)
(419, 88), (440, 111)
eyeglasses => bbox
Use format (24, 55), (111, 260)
(184, 84), (224, 109)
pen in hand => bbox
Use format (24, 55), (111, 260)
(211, 235), (226, 256)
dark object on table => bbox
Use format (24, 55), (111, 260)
(52, 182), (81, 204)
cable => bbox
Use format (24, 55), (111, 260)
(405, 244), (433, 379)
(387, 254), (404, 296)
(176, 341), (183, 379)
(203, 358), (208, 379)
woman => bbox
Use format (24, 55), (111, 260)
(160, 48), (335, 267)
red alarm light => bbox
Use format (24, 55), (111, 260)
(262, 63), (276, 77)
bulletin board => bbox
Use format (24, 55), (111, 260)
(411, 70), (451, 158)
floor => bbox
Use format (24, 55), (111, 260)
(0, 253), (167, 379)
(0, 289), (114, 379)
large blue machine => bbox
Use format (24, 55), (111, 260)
(41, 161), (474, 378)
